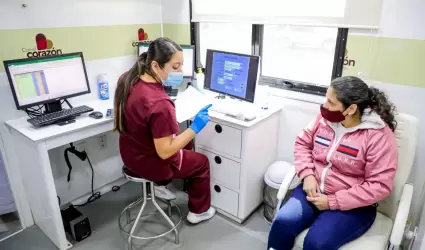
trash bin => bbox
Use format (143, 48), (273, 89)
(263, 161), (300, 224)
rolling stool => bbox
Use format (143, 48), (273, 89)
(118, 166), (182, 250)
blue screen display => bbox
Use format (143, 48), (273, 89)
(210, 52), (251, 99)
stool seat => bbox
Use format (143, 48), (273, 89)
(119, 166), (182, 249)
(122, 166), (150, 183)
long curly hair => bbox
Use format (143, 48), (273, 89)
(330, 76), (397, 131)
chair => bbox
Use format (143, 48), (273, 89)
(275, 113), (419, 250)
(118, 166), (182, 250)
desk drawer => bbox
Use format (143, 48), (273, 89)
(199, 149), (240, 191)
(211, 182), (239, 216)
(197, 122), (242, 158)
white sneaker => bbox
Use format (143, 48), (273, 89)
(187, 207), (216, 224)
(154, 185), (176, 200)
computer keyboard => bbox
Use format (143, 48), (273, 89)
(27, 105), (94, 127)
(210, 101), (258, 121)
(166, 88), (179, 97)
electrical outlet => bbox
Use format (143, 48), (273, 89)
(75, 141), (86, 152)
(99, 134), (106, 149)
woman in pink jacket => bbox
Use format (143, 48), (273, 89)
(268, 76), (398, 250)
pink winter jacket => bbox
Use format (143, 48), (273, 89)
(295, 109), (398, 211)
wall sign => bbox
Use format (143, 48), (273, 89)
(343, 48), (356, 67)
(21, 33), (63, 58)
(131, 28), (151, 47)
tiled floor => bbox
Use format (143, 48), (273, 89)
(0, 182), (271, 250)
(0, 212), (22, 242)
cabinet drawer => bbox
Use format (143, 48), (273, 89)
(211, 182), (239, 216)
(200, 149), (240, 191)
(197, 121), (242, 158)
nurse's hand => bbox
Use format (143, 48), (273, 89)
(190, 104), (212, 134)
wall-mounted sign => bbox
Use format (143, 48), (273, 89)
(132, 28), (152, 48)
(344, 48), (356, 67)
(21, 33), (63, 58)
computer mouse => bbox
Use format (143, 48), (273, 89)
(89, 111), (103, 119)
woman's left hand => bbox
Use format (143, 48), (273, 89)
(306, 194), (329, 210)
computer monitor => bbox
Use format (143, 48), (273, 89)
(3, 52), (90, 110)
(138, 43), (195, 78)
(204, 49), (260, 103)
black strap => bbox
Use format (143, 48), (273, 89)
(64, 148), (73, 182)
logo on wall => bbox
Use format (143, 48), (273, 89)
(132, 28), (151, 47)
(21, 33), (63, 58)
(344, 48), (356, 67)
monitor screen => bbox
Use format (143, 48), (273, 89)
(3, 52), (90, 110)
(204, 49), (259, 103)
(138, 43), (194, 78)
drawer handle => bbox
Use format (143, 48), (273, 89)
(214, 156), (222, 164)
(214, 124), (223, 133)
(214, 185), (221, 193)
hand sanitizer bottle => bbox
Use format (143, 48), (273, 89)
(195, 68), (205, 91)
(97, 74), (109, 100)
(261, 85), (270, 110)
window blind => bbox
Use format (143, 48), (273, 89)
(191, 0), (383, 29)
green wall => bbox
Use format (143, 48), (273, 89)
(343, 35), (425, 88)
(3, 22), (423, 88)
(162, 24), (191, 45)
(0, 24), (162, 72)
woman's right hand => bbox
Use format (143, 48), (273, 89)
(190, 104), (212, 134)
(303, 175), (320, 198)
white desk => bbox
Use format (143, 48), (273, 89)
(5, 90), (282, 249)
(5, 99), (117, 250)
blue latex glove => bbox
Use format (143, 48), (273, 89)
(190, 104), (212, 134)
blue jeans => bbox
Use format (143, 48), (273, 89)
(267, 185), (376, 250)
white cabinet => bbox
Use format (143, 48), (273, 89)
(196, 121), (242, 159)
(195, 108), (281, 223)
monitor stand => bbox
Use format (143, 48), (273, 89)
(44, 100), (62, 113)
(44, 99), (76, 126)
(164, 86), (178, 98)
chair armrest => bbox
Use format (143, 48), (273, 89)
(274, 166), (296, 217)
(389, 183), (414, 248)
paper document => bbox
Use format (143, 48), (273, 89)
(175, 86), (213, 123)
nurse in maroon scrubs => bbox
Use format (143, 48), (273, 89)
(113, 37), (215, 224)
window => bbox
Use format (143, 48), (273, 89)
(262, 25), (339, 86)
(192, 22), (347, 96)
(198, 22), (252, 67)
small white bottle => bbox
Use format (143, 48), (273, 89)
(195, 68), (205, 92)
(261, 85), (270, 110)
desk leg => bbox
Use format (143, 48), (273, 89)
(18, 141), (70, 249)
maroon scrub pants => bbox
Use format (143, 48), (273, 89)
(172, 149), (211, 214)
(157, 141), (211, 214)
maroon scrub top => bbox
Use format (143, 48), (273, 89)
(119, 78), (182, 182)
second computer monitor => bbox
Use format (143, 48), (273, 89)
(204, 49), (259, 103)
(138, 43), (194, 78)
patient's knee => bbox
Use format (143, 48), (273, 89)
(270, 209), (301, 236)
(304, 233), (335, 250)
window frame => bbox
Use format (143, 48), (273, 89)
(190, 10), (348, 96)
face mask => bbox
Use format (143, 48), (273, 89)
(161, 69), (184, 87)
(320, 105), (346, 123)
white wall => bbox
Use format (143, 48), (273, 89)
(0, 0), (162, 227)
(0, 0), (162, 29)
(161, 0), (190, 25)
